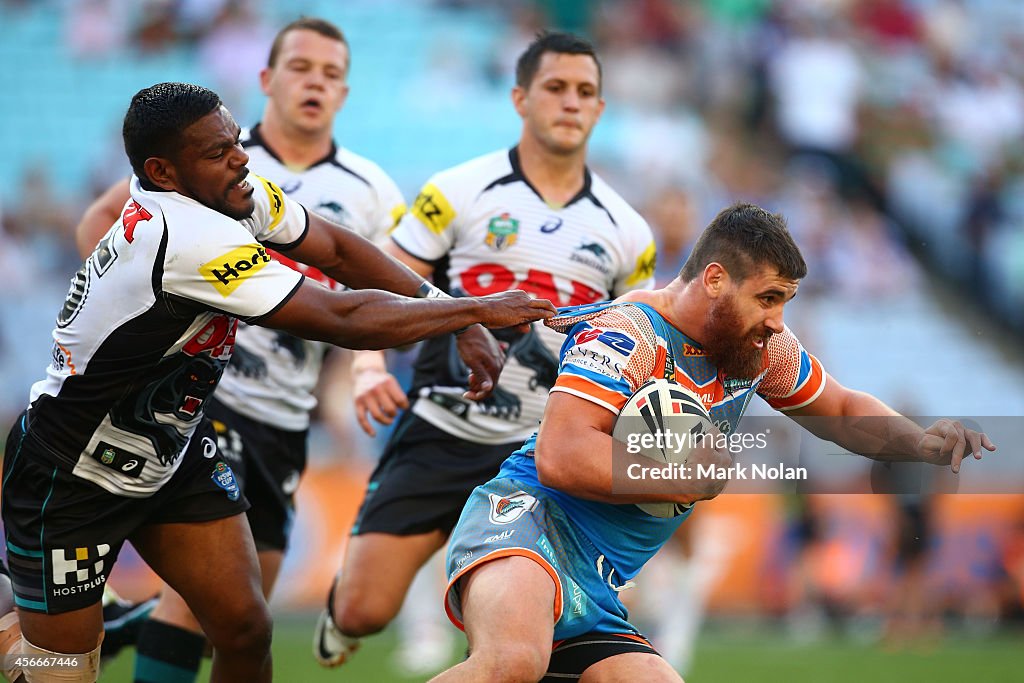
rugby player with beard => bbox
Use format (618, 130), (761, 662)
(429, 202), (996, 682)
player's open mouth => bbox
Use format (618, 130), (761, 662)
(230, 171), (252, 195)
(301, 98), (322, 112)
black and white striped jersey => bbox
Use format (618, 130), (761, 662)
(26, 175), (308, 497)
(391, 147), (657, 445)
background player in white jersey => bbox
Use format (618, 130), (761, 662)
(2, 82), (554, 683)
(315, 31), (658, 667)
(432, 203), (996, 682)
(74, 17), (424, 682)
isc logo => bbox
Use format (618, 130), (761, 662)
(199, 244), (272, 297)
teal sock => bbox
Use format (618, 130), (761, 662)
(133, 619), (205, 683)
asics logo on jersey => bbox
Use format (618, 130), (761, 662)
(280, 179), (302, 194)
(199, 244), (272, 297)
(539, 217), (563, 233)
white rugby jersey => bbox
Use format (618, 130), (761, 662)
(27, 174), (308, 497)
(212, 125), (406, 431)
(391, 147), (656, 445)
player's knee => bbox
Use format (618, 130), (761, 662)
(333, 593), (395, 637)
(469, 642), (548, 683)
(204, 599), (272, 657)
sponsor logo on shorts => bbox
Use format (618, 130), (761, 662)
(90, 442), (145, 478)
(568, 578), (586, 617)
(484, 529), (514, 544)
(487, 491), (537, 525)
(199, 244), (272, 297)
(455, 550), (473, 570)
(536, 535), (558, 566)
(51, 545), (110, 597)
(211, 460), (241, 502)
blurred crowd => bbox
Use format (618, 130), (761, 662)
(1, 0), (1023, 645)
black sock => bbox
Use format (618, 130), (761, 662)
(133, 618), (205, 683)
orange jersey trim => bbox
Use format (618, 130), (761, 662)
(770, 353), (826, 411)
(552, 374), (629, 412)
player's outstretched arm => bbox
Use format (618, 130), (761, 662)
(284, 212), (433, 297)
(75, 177), (131, 258)
(534, 392), (732, 504)
(786, 374), (996, 473)
(261, 281), (555, 351)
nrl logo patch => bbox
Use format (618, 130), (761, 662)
(487, 491), (537, 525)
(485, 213), (520, 251)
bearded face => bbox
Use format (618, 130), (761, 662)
(703, 292), (771, 380)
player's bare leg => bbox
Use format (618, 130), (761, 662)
(332, 530), (446, 636)
(315, 529), (446, 666)
(579, 652), (683, 683)
(133, 547), (284, 681)
(428, 556), (554, 683)
(131, 514), (271, 683)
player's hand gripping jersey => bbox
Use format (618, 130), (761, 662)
(212, 125), (406, 431)
(27, 175), (308, 497)
(498, 301), (827, 580)
(391, 148), (658, 444)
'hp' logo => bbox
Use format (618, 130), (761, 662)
(51, 545), (110, 585)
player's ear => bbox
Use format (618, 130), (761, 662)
(334, 83), (350, 112)
(144, 157), (178, 193)
(703, 263), (727, 298)
(511, 85), (528, 117)
(259, 66), (273, 96)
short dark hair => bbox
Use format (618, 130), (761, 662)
(122, 82), (222, 184)
(268, 17), (348, 69)
(680, 203), (807, 282)
(515, 31), (601, 91)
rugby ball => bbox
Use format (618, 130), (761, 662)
(612, 378), (714, 518)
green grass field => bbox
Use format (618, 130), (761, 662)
(98, 615), (1023, 682)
